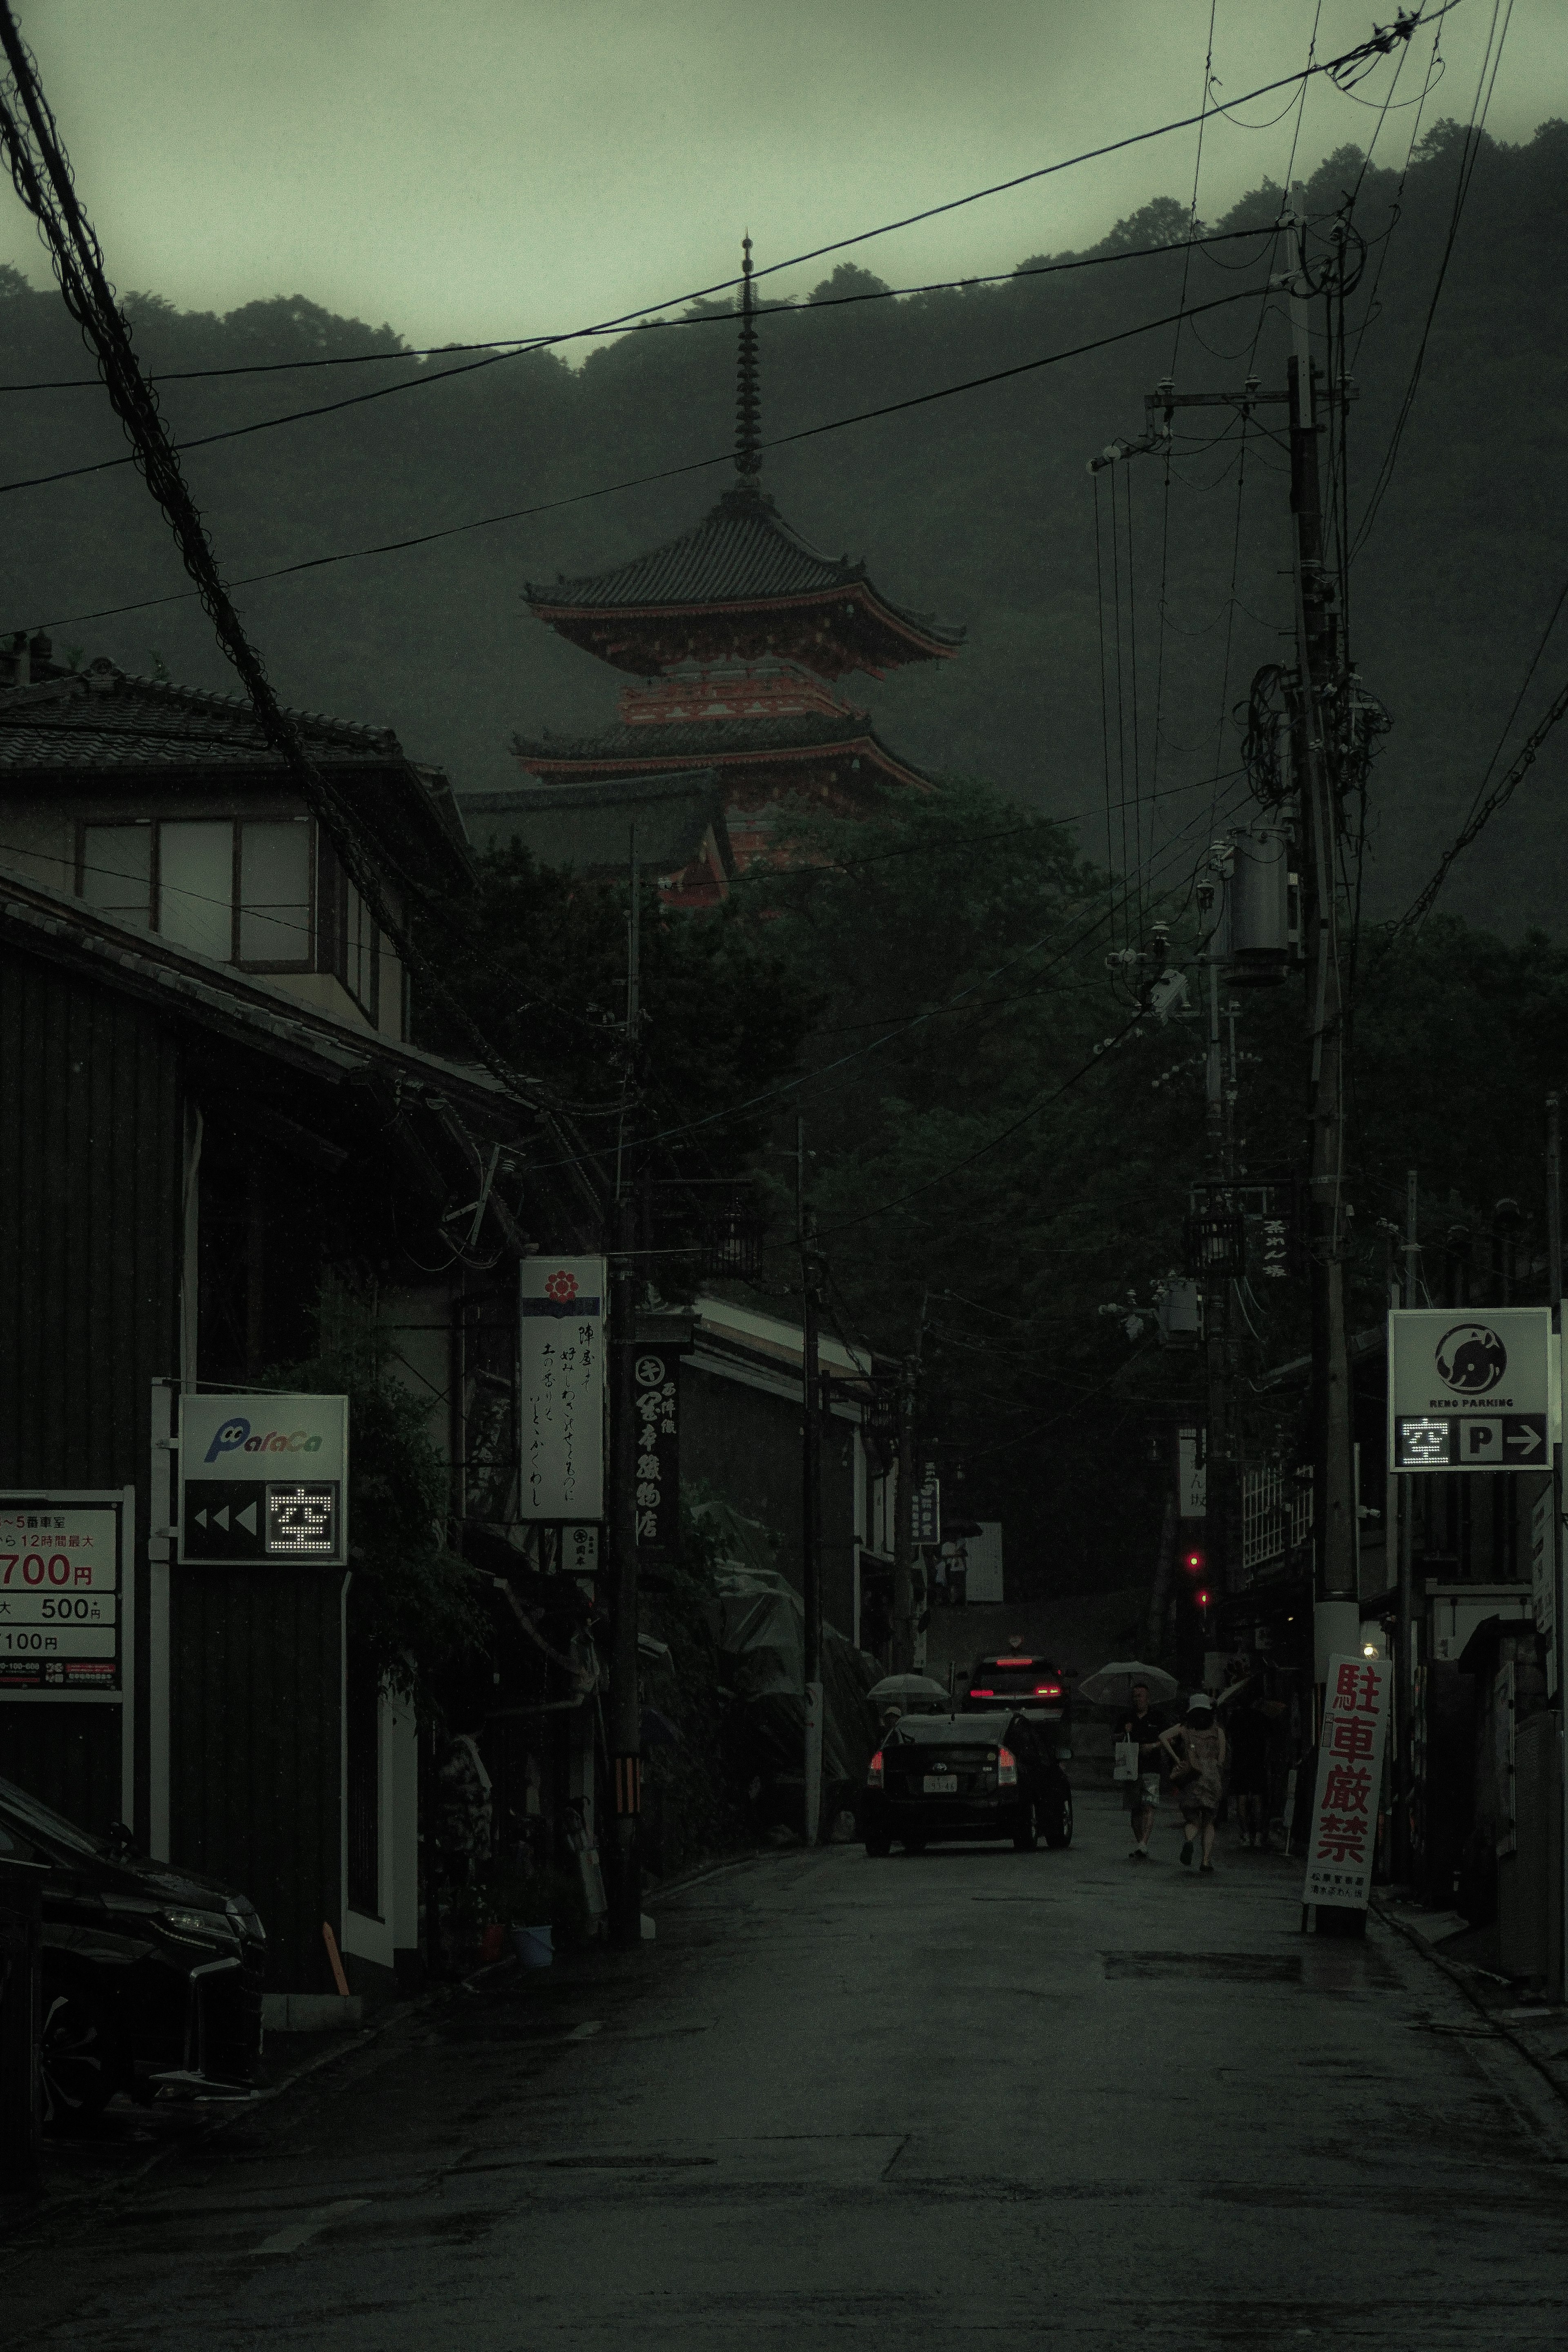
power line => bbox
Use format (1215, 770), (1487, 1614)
(2, 281), (1276, 641)
(0, 225), (1284, 399)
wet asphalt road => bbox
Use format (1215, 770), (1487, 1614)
(9, 1788), (1568, 2351)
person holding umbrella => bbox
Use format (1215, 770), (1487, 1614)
(1118, 1678), (1167, 1861)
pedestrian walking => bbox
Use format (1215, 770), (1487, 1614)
(1117, 1679), (1167, 1860)
(1160, 1695), (1227, 1874)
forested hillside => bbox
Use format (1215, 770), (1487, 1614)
(2, 117), (1565, 928)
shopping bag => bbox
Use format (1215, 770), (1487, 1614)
(1113, 1739), (1140, 1784)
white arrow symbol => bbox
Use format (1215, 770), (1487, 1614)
(214, 1505), (230, 1531)
(1506, 1425), (1544, 1455)
(194, 1508), (208, 1529)
(236, 1502), (258, 1535)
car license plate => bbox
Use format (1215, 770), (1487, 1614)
(922, 1773), (958, 1793)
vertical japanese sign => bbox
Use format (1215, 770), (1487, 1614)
(1303, 1653), (1392, 1911)
(1178, 1426), (1206, 1519)
(0, 1497), (125, 1691)
(633, 1350), (679, 1565)
(911, 1472), (941, 1546)
(520, 1257), (605, 1521)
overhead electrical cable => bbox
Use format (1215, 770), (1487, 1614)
(0, 224), (1286, 398)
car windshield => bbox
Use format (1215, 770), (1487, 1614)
(0, 1771), (106, 1857)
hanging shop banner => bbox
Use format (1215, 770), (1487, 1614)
(1302, 1652), (1392, 1912)
(520, 1257), (605, 1523)
(1387, 1306), (1554, 1473)
(0, 1494), (129, 1692)
(911, 1473), (941, 1547)
(179, 1392), (348, 1565)
(1178, 1426), (1207, 1520)
(633, 1350), (680, 1566)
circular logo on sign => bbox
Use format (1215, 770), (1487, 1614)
(635, 1354), (666, 1388)
(1434, 1321), (1508, 1394)
(544, 1269), (578, 1303)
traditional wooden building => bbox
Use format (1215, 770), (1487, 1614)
(461, 242), (963, 889)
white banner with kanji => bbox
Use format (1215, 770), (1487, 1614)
(1303, 1653), (1392, 1911)
(519, 1257), (605, 1522)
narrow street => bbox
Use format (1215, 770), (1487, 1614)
(11, 1790), (1568, 2352)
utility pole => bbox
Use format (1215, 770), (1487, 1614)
(1395, 1168), (1418, 1882)
(607, 830), (643, 1947)
(1548, 1112), (1563, 1982)
(797, 1115), (824, 1845)
(891, 1295), (929, 1675)
(1284, 215), (1357, 1636)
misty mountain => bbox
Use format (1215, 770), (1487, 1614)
(2, 117), (1564, 930)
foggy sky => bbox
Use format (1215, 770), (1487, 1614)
(4, 1), (1565, 350)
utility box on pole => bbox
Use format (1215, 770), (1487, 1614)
(1206, 825), (1294, 988)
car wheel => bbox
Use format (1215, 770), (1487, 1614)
(41, 1987), (119, 2126)
(1045, 1792), (1074, 1850)
(902, 1833), (927, 1855)
(1012, 1802), (1038, 1853)
(864, 1831), (892, 1858)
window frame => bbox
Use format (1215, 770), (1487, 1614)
(75, 812), (318, 974)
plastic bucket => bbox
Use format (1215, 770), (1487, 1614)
(512, 1922), (554, 1970)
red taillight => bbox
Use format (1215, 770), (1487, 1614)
(970, 1687), (996, 1697)
(868, 1749), (884, 1787)
(1033, 1684), (1061, 1697)
(997, 1745), (1018, 1786)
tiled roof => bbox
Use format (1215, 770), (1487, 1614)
(0, 660), (403, 769)
(526, 488), (962, 653)
(461, 771), (732, 879)
(511, 712), (932, 772)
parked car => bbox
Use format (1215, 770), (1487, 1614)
(863, 1711), (1074, 1856)
(0, 1773), (265, 2124)
(961, 1654), (1073, 1754)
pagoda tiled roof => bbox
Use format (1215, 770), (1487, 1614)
(526, 488), (962, 657)
(510, 710), (938, 788)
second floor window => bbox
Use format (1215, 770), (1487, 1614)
(80, 816), (313, 972)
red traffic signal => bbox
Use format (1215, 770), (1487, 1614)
(1195, 1588), (1212, 1610)
(1181, 1546), (1205, 1576)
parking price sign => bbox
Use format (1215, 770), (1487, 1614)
(179, 1393), (348, 1566)
(1387, 1307), (1554, 1474)
(0, 1497), (127, 1690)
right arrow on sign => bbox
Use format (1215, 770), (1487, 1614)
(1506, 1421), (1546, 1457)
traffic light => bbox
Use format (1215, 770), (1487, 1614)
(1181, 1545), (1205, 1577)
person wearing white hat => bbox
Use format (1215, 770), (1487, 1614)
(1158, 1694), (1227, 1874)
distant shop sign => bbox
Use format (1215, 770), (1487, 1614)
(633, 1351), (679, 1566)
(1387, 1307), (1553, 1474)
(520, 1257), (606, 1522)
(0, 1492), (130, 1694)
(178, 1393), (348, 1565)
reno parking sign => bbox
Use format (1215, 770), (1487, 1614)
(178, 1393), (348, 1566)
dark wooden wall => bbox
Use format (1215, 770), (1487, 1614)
(681, 1365), (858, 1635)
(0, 947), (182, 1837)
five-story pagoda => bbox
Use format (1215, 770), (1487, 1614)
(462, 243), (962, 898)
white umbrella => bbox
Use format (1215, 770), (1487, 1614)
(867, 1673), (950, 1702)
(1077, 1659), (1180, 1707)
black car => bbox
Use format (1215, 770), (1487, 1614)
(962, 1654), (1073, 1755)
(863, 1711), (1074, 1856)
(0, 1774), (266, 2124)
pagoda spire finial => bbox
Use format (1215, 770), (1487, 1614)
(734, 233), (762, 494)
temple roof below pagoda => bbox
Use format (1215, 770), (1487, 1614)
(526, 488), (962, 679)
(509, 710), (938, 793)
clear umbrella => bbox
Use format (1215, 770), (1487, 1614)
(866, 1674), (950, 1703)
(1076, 1659), (1180, 1707)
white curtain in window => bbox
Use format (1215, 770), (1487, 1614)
(239, 820), (311, 963)
(158, 821), (234, 962)
(81, 824), (152, 927)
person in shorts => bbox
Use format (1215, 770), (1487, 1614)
(1118, 1680), (1166, 1860)
(1160, 1693), (1227, 1873)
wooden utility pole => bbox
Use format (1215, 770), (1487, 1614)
(1284, 217), (1357, 1620)
(607, 832), (643, 1947)
(797, 1116), (824, 1845)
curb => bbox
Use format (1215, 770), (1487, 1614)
(1373, 1898), (1568, 2112)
